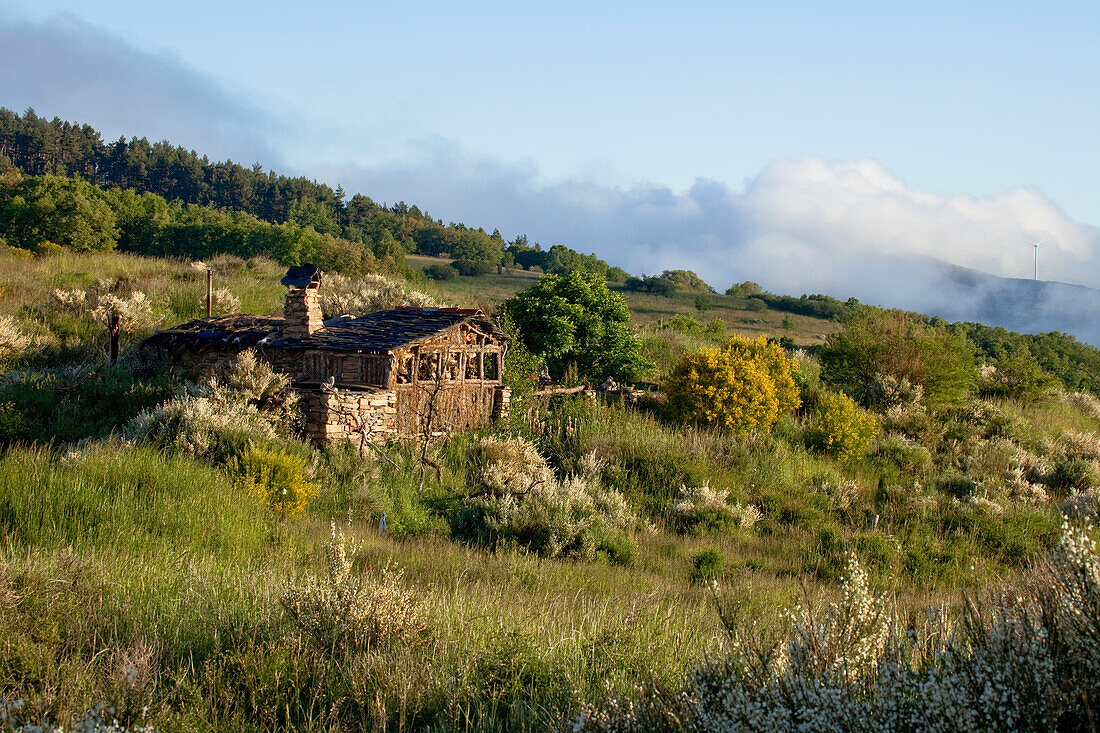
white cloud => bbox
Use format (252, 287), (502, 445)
(316, 149), (1100, 343)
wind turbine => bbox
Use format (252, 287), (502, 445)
(1027, 238), (1044, 281)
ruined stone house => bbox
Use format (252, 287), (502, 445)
(141, 265), (510, 444)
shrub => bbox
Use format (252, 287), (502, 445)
(694, 294), (713, 312)
(744, 296), (767, 311)
(0, 316), (29, 362)
(819, 308), (976, 406)
(282, 524), (426, 655)
(872, 433), (932, 472)
(1061, 488), (1099, 520)
(124, 351), (297, 458)
(199, 287), (241, 315)
(805, 391), (877, 459)
(453, 462), (638, 563)
(976, 349), (1053, 401)
(319, 273), (436, 318)
(466, 435), (553, 497)
(690, 549), (725, 583)
(449, 259), (492, 277)
(703, 318), (727, 340)
(580, 526), (1100, 730)
(670, 483), (760, 534)
(32, 240), (63, 257)
(424, 263), (457, 280)
(233, 447), (317, 519)
(863, 372), (924, 412)
(661, 313), (701, 334)
(664, 335), (800, 433)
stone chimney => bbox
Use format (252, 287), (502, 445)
(281, 265), (323, 339)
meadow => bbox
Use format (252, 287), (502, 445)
(0, 248), (1097, 731)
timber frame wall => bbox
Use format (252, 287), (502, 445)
(294, 320), (510, 445)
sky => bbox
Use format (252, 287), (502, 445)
(2, 0), (1100, 330)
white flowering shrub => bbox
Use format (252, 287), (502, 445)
(865, 372), (923, 412)
(124, 350), (297, 457)
(198, 287), (241, 315)
(670, 483), (761, 534)
(282, 523), (426, 654)
(466, 435), (553, 497)
(1067, 391), (1100, 423)
(0, 316), (29, 361)
(575, 524), (1100, 731)
(455, 437), (637, 562)
(1062, 488), (1100, 520)
(319, 273), (437, 318)
(92, 292), (155, 331)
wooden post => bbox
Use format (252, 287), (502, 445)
(108, 311), (120, 365)
(206, 268), (213, 317)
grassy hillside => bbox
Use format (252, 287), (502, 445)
(1, 250), (1098, 730)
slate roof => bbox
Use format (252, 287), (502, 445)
(142, 314), (283, 350)
(273, 307), (504, 352)
(144, 308), (505, 354)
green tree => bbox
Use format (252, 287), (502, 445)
(819, 308), (976, 406)
(0, 174), (119, 251)
(502, 271), (651, 382)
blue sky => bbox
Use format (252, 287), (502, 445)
(2, 0), (1099, 315)
(5, 0), (1097, 218)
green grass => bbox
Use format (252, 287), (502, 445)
(0, 250), (1092, 729)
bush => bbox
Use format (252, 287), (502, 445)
(424, 263), (457, 280)
(805, 391), (877, 459)
(744, 296), (767, 311)
(977, 349), (1053, 401)
(694, 294), (713, 312)
(583, 526), (1100, 730)
(872, 434), (932, 472)
(466, 435), (553, 497)
(282, 524), (426, 655)
(690, 549), (725, 583)
(233, 447), (318, 519)
(819, 308), (976, 406)
(664, 335), (800, 433)
(454, 438), (638, 562)
(125, 351), (298, 459)
(670, 483), (761, 535)
(0, 316), (30, 362)
(449, 259), (492, 277)
(319, 273), (436, 318)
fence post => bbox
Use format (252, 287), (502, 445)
(206, 268), (213, 317)
(108, 311), (120, 365)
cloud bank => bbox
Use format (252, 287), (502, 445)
(0, 10), (281, 165)
(318, 149), (1100, 343)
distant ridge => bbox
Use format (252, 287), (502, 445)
(926, 261), (1100, 346)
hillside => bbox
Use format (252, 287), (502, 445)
(1, 246), (1098, 728)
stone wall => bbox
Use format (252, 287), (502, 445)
(298, 386), (399, 446)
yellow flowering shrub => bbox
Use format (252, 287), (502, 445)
(664, 335), (801, 433)
(233, 447), (318, 519)
(806, 390), (877, 460)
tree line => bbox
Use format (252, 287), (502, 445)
(0, 107), (618, 278)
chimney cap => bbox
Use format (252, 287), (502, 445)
(281, 264), (321, 289)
